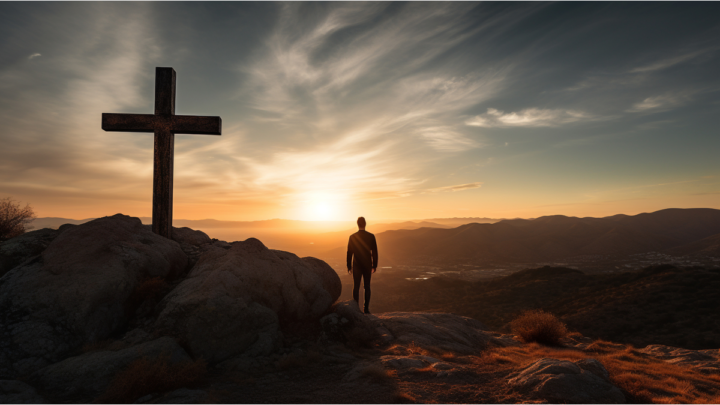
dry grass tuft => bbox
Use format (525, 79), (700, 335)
(474, 350), (517, 366)
(412, 365), (436, 374)
(359, 364), (395, 384)
(584, 339), (623, 354)
(484, 339), (720, 404)
(94, 354), (207, 403)
(439, 351), (473, 364)
(393, 391), (417, 403)
(440, 352), (456, 361)
(510, 310), (568, 346)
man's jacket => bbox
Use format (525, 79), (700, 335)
(346, 230), (378, 270)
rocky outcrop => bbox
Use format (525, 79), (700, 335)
(169, 226), (212, 271)
(171, 227), (211, 246)
(321, 300), (502, 353)
(377, 311), (497, 354)
(321, 300), (382, 346)
(508, 358), (625, 404)
(0, 380), (46, 404)
(0, 228), (59, 278)
(0, 214), (187, 378)
(639, 345), (720, 373)
(300, 256), (342, 303)
(30, 337), (191, 401)
(155, 238), (341, 363)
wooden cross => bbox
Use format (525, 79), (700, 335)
(101, 67), (222, 239)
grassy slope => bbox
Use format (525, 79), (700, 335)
(362, 265), (720, 350)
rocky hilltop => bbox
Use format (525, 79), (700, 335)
(0, 214), (718, 404)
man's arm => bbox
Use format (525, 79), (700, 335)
(371, 235), (378, 273)
(346, 236), (353, 273)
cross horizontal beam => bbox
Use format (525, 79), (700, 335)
(101, 113), (221, 135)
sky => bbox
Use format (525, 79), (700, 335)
(1, 2), (719, 222)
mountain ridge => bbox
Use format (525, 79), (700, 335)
(376, 208), (720, 264)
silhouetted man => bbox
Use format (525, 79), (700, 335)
(347, 216), (378, 314)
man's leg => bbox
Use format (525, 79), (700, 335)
(352, 267), (362, 304)
(362, 269), (372, 313)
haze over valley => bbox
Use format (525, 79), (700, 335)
(33, 208), (720, 279)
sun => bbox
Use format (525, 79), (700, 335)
(310, 201), (335, 221)
(301, 192), (343, 221)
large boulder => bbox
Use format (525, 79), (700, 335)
(508, 358), (625, 403)
(300, 256), (342, 303)
(154, 238), (341, 363)
(0, 214), (187, 378)
(0, 380), (46, 404)
(0, 228), (59, 278)
(171, 227), (211, 246)
(30, 337), (190, 401)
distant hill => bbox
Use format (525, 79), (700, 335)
(29, 217), (448, 234)
(27, 216), (451, 258)
(29, 217), (355, 233)
(30, 217), (96, 229)
(420, 217), (504, 226)
(377, 208), (720, 264)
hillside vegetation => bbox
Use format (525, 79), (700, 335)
(361, 264), (720, 350)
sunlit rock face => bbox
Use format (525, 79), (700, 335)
(0, 214), (187, 378)
(154, 238), (342, 364)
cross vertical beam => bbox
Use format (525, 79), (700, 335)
(101, 67), (222, 239)
(153, 68), (176, 238)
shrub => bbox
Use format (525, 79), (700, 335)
(0, 197), (35, 241)
(510, 310), (568, 346)
(94, 355), (207, 403)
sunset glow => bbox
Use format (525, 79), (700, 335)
(301, 192), (344, 222)
(1, 3), (719, 221)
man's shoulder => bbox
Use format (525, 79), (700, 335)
(350, 230), (376, 238)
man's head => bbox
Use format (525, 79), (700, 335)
(357, 216), (366, 230)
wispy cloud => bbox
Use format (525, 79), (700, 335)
(0, 3), (160, 195)
(417, 126), (478, 153)
(425, 182), (483, 193)
(626, 94), (687, 112)
(465, 108), (593, 128)
(2, 2), (719, 220)
(630, 48), (717, 73)
(229, 2), (508, 206)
